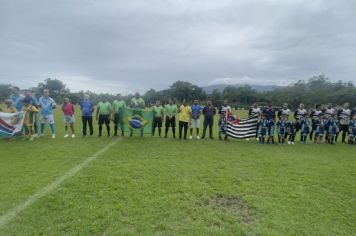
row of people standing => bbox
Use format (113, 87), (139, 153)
(249, 101), (356, 145)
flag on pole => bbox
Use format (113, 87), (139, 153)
(226, 114), (258, 139)
(0, 111), (25, 138)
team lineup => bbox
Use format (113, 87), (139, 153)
(1, 86), (356, 145)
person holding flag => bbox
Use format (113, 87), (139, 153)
(10, 87), (24, 112)
(112, 94), (126, 137)
(130, 92), (145, 137)
(164, 99), (178, 138)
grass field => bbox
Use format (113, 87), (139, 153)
(0, 106), (355, 235)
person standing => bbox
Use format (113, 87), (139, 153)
(79, 94), (94, 137)
(189, 99), (202, 139)
(130, 92), (145, 137)
(10, 86), (24, 112)
(219, 100), (232, 117)
(38, 89), (57, 139)
(96, 96), (112, 137)
(24, 90), (39, 137)
(277, 102), (291, 120)
(309, 104), (323, 141)
(178, 99), (191, 140)
(262, 101), (276, 144)
(112, 94), (126, 137)
(201, 100), (216, 139)
(336, 102), (351, 143)
(22, 98), (39, 141)
(152, 100), (164, 137)
(62, 98), (75, 138)
(164, 99), (178, 138)
(249, 102), (262, 140)
(294, 103), (307, 134)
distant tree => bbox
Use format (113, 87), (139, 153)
(170, 81), (206, 102)
(38, 78), (70, 102)
(0, 84), (12, 101)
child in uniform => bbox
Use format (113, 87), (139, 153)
(287, 120), (296, 145)
(326, 114), (338, 144)
(314, 113), (326, 144)
(258, 114), (268, 144)
(218, 113), (228, 141)
(276, 114), (288, 144)
(300, 113), (311, 144)
(22, 98), (39, 141)
(348, 114), (356, 144)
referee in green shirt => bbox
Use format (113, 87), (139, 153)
(152, 100), (164, 137)
(96, 96), (112, 137)
(164, 99), (178, 138)
(112, 94), (126, 136)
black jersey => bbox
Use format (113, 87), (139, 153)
(337, 108), (351, 125)
(310, 110), (322, 122)
(294, 108), (307, 121)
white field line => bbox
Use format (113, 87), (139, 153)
(0, 139), (119, 228)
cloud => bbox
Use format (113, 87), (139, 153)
(0, 0), (355, 94)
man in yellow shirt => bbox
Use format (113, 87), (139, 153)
(178, 99), (191, 140)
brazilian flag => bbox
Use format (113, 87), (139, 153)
(119, 107), (153, 134)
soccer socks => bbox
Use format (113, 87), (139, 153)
(106, 125), (110, 136)
(114, 125), (118, 135)
(99, 126), (102, 136)
(65, 125), (68, 134)
(158, 128), (161, 137)
(50, 124), (55, 134)
(40, 123), (45, 134)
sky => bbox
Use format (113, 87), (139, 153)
(0, 0), (355, 94)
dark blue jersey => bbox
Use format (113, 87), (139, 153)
(288, 121), (296, 135)
(300, 117), (310, 134)
(327, 119), (338, 136)
(277, 120), (288, 136)
(262, 107), (276, 121)
(258, 119), (268, 136)
(349, 120), (356, 136)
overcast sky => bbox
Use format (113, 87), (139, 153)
(0, 0), (355, 94)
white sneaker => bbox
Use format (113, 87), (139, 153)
(64, 134), (69, 138)
(292, 142), (295, 145)
(189, 136), (193, 140)
(196, 136), (200, 140)
(34, 134), (38, 138)
(288, 141), (291, 145)
(256, 138), (259, 141)
(245, 138), (250, 141)
(72, 134), (75, 138)
(52, 134), (56, 139)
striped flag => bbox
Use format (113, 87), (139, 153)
(0, 111), (24, 138)
(227, 115), (258, 139)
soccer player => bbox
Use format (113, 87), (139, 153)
(178, 99), (191, 140)
(112, 94), (126, 137)
(152, 100), (164, 137)
(96, 96), (112, 137)
(294, 103), (307, 133)
(38, 89), (57, 139)
(10, 86), (24, 112)
(258, 113), (268, 144)
(326, 114), (338, 144)
(249, 102), (262, 140)
(219, 100), (232, 117)
(309, 104), (323, 141)
(336, 102), (351, 143)
(277, 114), (288, 144)
(218, 113), (228, 141)
(164, 99), (178, 138)
(323, 103), (335, 141)
(22, 98), (39, 141)
(277, 102), (291, 120)
(190, 99), (202, 139)
(287, 120), (296, 145)
(201, 100), (216, 139)
(348, 114), (356, 144)
(79, 94), (94, 137)
(300, 113), (311, 144)
(314, 113), (326, 144)
(62, 98), (75, 138)
(262, 101), (276, 144)
(130, 92), (145, 137)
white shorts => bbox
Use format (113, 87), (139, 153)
(64, 115), (75, 124)
(40, 114), (55, 124)
(190, 118), (200, 128)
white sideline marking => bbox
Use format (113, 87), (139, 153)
(0, 139), (119, 228)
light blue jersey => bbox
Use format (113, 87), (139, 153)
(10, 94), (25, 111)
(39, 96), (56, 116)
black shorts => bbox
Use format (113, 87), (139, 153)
(113, 113), (123, 125)
(339, 124), (348, 132)
(165, 116), (176, 128)
(98, 115), (110, 126)
(153, 117), (163, 128)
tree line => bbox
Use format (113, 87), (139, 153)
(1, 75), (355, 109)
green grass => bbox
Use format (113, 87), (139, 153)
(0, 106), (355, 235)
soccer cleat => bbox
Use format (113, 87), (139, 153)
(256, 138), (259, 141)
(196, 136), (200, 140)
(64, 134), (69, 138)
(245, 138), (250, 141)
(72, 134), (75, 138)
(189, 136), (192, 140)
(33, 134), (38, 138)
(51, 134), (56, 139)
(288, 141), (291, 145)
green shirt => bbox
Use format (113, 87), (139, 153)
(131, 97), (145, 110)
(112, 100), (126, 113)
(165, 104), (178, 117)
(97, 101), (112, 115)
(152, 105), (164, 118)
